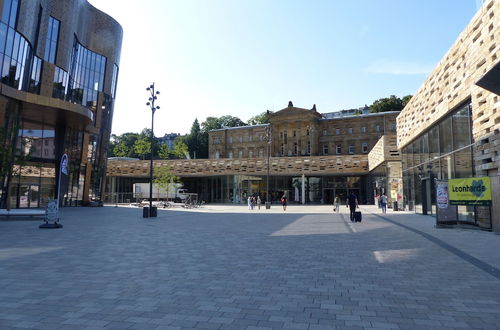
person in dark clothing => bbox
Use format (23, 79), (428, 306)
(346, 192), (359, 221)
(281, 195), (288, 211)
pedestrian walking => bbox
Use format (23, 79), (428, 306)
(247, 196), (252, 210)
(281, 195), (287, 211)
(257, 196), (262, 210)
(346, 192), (359, 221)
(333, 195), (340, 213)
(380, 193), (388, 214)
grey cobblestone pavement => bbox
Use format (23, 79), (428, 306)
(1, 204), (500, 330)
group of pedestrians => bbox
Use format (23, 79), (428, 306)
(247, 194), (288, 211)
(375, 193), (388, 213)
(247, 196), (262, 210)
(332, 193), (359, 221)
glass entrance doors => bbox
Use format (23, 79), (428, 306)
(16, 184), (40, 208)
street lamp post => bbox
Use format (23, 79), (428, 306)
(265, 126), (272, 209)
(145, 83), (160, 218)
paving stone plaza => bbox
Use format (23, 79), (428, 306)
(1, 205), (500, 330)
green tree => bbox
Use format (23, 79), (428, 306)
(370, 95), (404, 113)
(402, 95), (413, 107)
(113, 141), (129, 157)
(218, 115), (246, 128)
(153, 165), (180, 201)
(133, 137), (151, 160)
(158, 144), (171, 159)
(248, 110), (273, 125)
(173, 139), (189, 159)
(201, 116), (223, 132)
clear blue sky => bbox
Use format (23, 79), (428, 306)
(88, 0), (480, 136)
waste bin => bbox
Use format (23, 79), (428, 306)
(143, 206), (158, 217)
(265, 202), (271, 209)
(393, 201), (398, 211)
(150, 206), (157, 217)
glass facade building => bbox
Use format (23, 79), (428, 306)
(0, 0), (122, 209)
(401, 103), (475, 220)
(107, 174), (369, 206)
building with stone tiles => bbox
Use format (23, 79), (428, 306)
(397, 0), (500, 231)
(105, 103), (401, 206)
(0, 0), (122, 208)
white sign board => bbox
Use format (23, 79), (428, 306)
(46, 199), (58, 222)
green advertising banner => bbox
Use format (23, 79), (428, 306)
(448, 177), (492, 206)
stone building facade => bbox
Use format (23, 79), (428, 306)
(0, 0), (122, 208)
(397, 0), (500, 231)
(106, 104), (400, 206)
(209, 103), (398, 160)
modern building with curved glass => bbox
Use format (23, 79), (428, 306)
(0, 0), (122, 208)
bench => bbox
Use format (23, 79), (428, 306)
(0, 209), (47, 218)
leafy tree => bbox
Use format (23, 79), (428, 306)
(173, 139), (189, 159)
(153, 166), (179, 201)
(108, 132), (140, 158)
(248, 110), (273, 125)
(370, 95), (404, 113)
(402, 95), (413, 107)
(113, 141), (129, 157)
(158, 144), (171, 159)
(218, 115), (247, 128)
(133, 137), (151, 160)
(201, 117), (223, 132)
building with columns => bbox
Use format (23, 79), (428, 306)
(105, 103), (401, 206)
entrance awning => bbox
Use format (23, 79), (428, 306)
(476, 61), (500, 95)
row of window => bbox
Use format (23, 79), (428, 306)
(401, 103), (472, 171)
(213, 142), (370, 159)
(0, 1), (119, 110)
(283, 142), (369, 156)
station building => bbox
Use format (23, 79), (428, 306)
(0, 0), (122, 209)
(105, 103), (401, 206)
(397, 0), (500, 231)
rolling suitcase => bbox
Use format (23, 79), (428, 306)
(354, 211), (362, 222)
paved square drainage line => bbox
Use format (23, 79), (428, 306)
(373, 213), (500, 280)
(339, 213), (355, 233)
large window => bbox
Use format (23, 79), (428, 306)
(0, 24), (31, 90)
(44, 16), (59, 64)
(67, 39), (106, 110)
(439, 116), (453, 154)
(53, 66), (68, 100)
(2, 0), (19, 28)
(401, 102), (473, 213)
(452, 105), (471, 149)
(28, 56), (42, 94)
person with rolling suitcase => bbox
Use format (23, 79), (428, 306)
(346, 192), (359, 222)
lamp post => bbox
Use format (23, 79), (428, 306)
(265, 125), (272, 209)
(145, 83), (160, 218)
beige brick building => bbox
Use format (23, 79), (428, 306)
(397, 0), (500, 231)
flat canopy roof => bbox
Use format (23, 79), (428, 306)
(476, 61), (500, 95)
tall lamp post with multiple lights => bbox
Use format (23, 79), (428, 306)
(265, 125), (272, 209)
(145, 83), (160, 218)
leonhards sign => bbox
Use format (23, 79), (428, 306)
(448, 177), (492, 206)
